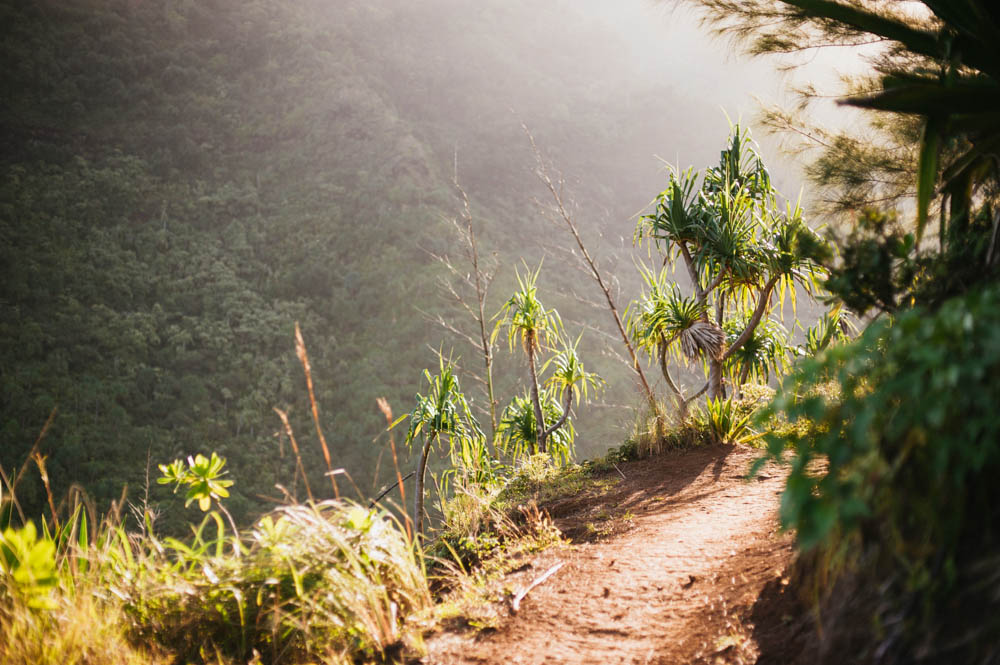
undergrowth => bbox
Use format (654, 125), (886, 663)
(0, 488), (431, 665)
(0, 378), (784, 662)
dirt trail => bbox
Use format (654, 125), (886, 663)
(426, 445), (805, 665)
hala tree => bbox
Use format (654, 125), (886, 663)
(496, 337), (602, 463)
(630, 127), (828, 413)
(402, 357), (485, 538)
(684, 0), (1000, 309)
(495, 267), (601, 457)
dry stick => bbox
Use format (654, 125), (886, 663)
(524, 126), (658, 413)
(369, 471), (415, 508)
(295, 323), (339, 499)
(376, 397), (411, 537)
(33, 453), (59, 532)
(512, 561), (566, 613)
(12, 406), (57, 494)
(0, 464), (26, 525)
(453, 172), (499, 442)
(273, 408), (315, 504)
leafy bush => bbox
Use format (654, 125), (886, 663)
(0, 522), (58, 611)
(761, 285), (1000, 661)
(0, 507), (164, 665)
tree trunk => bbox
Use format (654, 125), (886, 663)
(413, 430), (438, 539)
(541, 387), (573, 442)
(658, 340), (689, 421)
(527, 344), (546, 454)
(707, 357), (725, 400)
(735, 363), (751, 400)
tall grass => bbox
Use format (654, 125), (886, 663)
(1, 480), (431, 664)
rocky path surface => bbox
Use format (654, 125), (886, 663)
(426, 445), (805, 665)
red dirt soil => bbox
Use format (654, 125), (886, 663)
(424, 444), (810, 665)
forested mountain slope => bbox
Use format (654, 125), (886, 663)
(0, 0), (786, 525)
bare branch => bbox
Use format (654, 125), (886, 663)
(523, 123), (658, 411)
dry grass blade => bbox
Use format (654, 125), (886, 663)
(32, 453), (59, 531)
(273, 407), (315, 504)
(0, 463), (26, 524)
(295, 322), (339, 499)
(376, 397), (408, 512)
(12, 406), (57, 494)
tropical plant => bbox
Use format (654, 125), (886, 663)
(628, 265), (716, 417)
(158, 453), (240, 550)
(798, 306), (855, 357)
(686, 0), (1000, 308)
(402, 357), (485, 538)
(722, 315), (789, 394)
(631, 127), (828, 414)
(702, 397), (758, 446)
(495, 265), (568, 455)
(497, 390), (576, 467)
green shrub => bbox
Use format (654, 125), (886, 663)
(762, 285), (1000, 661)
(0, 522), (58, 611)
(703, 396), (758, 445)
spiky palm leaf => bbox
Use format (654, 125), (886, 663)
(405, 357), (482, 446)
(800, 307), (857, 357)
(636, 167), (704, 251)
(696, 184), (767, 286)
(723, 314), (789, 385)
(495, 264), (561, 356)
(627, 266), (710, 360)
(704, 124), (773, 202)
(497, 390), (574, 466)
(543, 336), (604, 406)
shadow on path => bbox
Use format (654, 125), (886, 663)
(545, 444), (741, 543)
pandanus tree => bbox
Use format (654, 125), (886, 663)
(631, 127), (828, 413)
(496, 267), (601, 456)
(402, 357), (484, 538)
(684, 0), (1000, 308)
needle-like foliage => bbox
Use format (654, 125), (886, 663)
(684, 0), (1000, 306)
